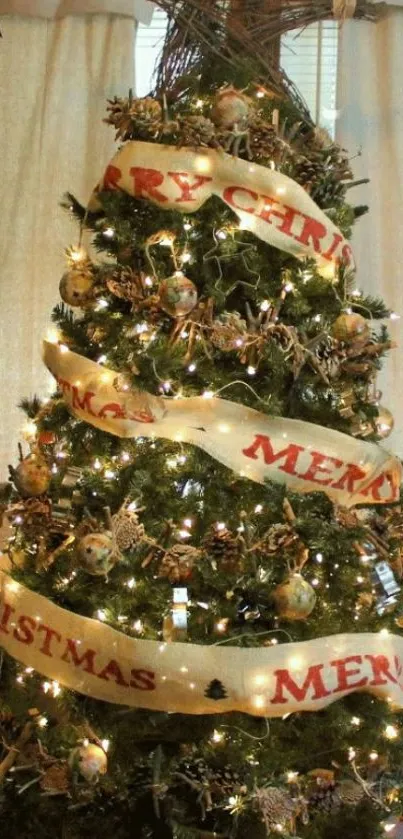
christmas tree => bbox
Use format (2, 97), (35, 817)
(1, 6), (403, 839)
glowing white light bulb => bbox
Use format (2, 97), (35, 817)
(256, 89), (265, 98)
(101, 739), (110, 752)
(126, 578), (136, 589)
(385, 724), (398, 740)
(211, 729), (224, 743)
(97, 609), (107, 622)
(217, 230), (227, 240)
(93, 458), (102, 470)
(254, 504), (263, 513)
(188, 363), (196, 372)
(38, 716), (48, 728)
(247, 365), (256, 376)
(260, 300), (270, 312)
(351, 716), (361, 726)
(203, 390), (214, 399)
(133, 619), (143, 633)
(103, 227), (115, 238)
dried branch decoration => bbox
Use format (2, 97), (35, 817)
(154, 0), (385, 105)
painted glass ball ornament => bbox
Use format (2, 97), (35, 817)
(374, 405), (394, 439)
(69, 743), (107, 784)
(331, 312), (370, 345)
(59, 269), (95, 308)
(159, 271), (198, 317)
(13, 454), (51, 497)
(211, 86), (250, 131)
(76, 532), (119, 576)
(273, 574), (316, 620)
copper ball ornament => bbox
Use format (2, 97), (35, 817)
(159, 272), (198, 317)
(332, 312), (370, 345)
(59, 270), (95, 308)
(68, 743), (107, 784)
(273, 574), (316, 620)
(13, 454), (51, 498)
(374, 405), (394, 439)
(76, 532), (119, 576)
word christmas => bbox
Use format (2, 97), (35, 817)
(43, 341), (401, 507)
(1, 572), (403, 715)
(89, 141), (354, 278)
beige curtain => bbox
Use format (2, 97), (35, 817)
(0, 14), (137, 480)
(336, 8), (403, 457)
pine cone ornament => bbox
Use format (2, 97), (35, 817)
(158, 544), (202, 583)
(293, 156), (325, 192)
(210, 313), (247, 352)
(337, 780), (365, 806)
(259, 523), (297, 555)
(105, 94), (162, 141)
(203, 527), (244, 574)
(254, 786), (296, 832)
(178, 115), (216, 147)
(105, 268), (146, 302)
(314, 336), (348, 380)
(308, 781), (341, 814)
(111, 503), (145, 552)
(40, 763), (70, 793)
(249, 118), (284, 163)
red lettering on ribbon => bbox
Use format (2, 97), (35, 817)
(331, 462), (367, 494)
(129, 167), (167, 203)
(13, 615), (36, 645)
(97, 659), (130, 687)
(322, 232), (344, 261)
(72, 387), (96, 417)
(37, 624), (62, 658)
(365, 654), (398, 686)
(258, 197), (298, 236)
(103, 164), (122, 191)
(168, 172), (213, 202)
(223, 185), (258, 215)
(271, 664), (331, 704)
(293, 215), (327, 255)
(0, 602), (16, 634)
(331, 656), (367, 693)
(61, 639), (96, 674)
(130, 669), (156, 691)
(242, 434), (302, 476)
(360, 472), (398, 503)
(299, 451), (343, 486)
(98, 402), (126, 419)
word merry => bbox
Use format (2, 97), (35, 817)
(243, 434), (399, 503)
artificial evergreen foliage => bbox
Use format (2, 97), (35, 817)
(1, 27), (403, 839)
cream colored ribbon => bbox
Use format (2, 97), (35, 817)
(2, 572), (403, 716)
(333, 0), (357, 19)
(43, 341), (402, 508)
(89, 141), (355, 280)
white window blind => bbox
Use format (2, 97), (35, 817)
(135, 11), (339, 136)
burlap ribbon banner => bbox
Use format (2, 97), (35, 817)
(43, 341), (401, 507)
(89, 141), (355, 279)
(1, 572), (402, 716)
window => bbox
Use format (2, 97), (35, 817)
(135, 10), (339, 136)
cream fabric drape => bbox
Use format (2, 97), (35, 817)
(0, 14), (135, 480)
(336, 9), (403, 456)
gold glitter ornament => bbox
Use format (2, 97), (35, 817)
(59, 269), (95, 308)
(159, 272), (198, 317)
(76, 532), (120, 576)
(332, 313), (370, 345)
(273, 573), (316, 620)
(374, 405), (394, 439)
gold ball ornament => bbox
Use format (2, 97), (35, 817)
(76, 532), (119, 576)
(12, 454), (51, 498)
(273, 574), (316, 620)
(211, 86), (250, 131)
(68, 743), (107, 784)
(159, 272), (198, 317)
(59, 269), (95, 308)
(374, 405), (394, 439)
(332, 313), (370, 345)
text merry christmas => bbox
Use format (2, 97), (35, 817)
(1, 572), (403, 716)
(90, 141), (354, 277)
